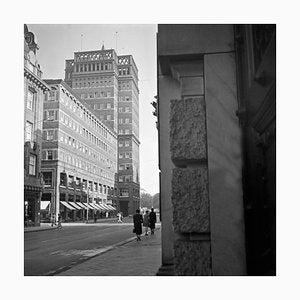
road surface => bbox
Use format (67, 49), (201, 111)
(24, 223), (134, 276)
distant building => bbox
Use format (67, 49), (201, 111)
(24, 24), (50, 227)
(64, 47), (140, 216)
(156, 24), (275, 275)
(41, 80), (117, 222)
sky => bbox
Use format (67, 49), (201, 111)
(29, 24), (159, 195)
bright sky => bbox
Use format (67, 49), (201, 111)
(29, 24), (159, 195)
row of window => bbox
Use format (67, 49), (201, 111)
(43, 171), (115, 195)
(119, 106), (131, 113)
(119, 96), (131, 102)
(47, 89), (114, 142)
(57, 110), (114, 155)
(118, 67), (130, 76)
(42, 149), (114, 180)
(119, 164), (132, 171)
(118, 118), (131, 124)
(88, 102), (114, 110)
(59, 132), (114, 168)
(75, 62), (113, 73)
(80, 91), (114, 99)
(119, 81), (131, 90)
(118, 175), (132, 182)
(118, 129), (132, 134)
(119, 152), (132, 159)
(119, 140), (131, 147)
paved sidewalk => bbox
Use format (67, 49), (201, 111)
(57, 228), (161, 276)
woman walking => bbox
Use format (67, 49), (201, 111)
(143, 210), (150, 236)
(133, 209), (143, 241)
(149, 208), (157, 235)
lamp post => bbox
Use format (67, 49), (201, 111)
(86, 184), (89, 223)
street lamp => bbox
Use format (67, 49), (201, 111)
(86, 184), (89, 223)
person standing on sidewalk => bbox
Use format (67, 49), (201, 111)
(149, 208), (157, 235)
(143, 210), (150, 235)
(133, 209), (143, 241)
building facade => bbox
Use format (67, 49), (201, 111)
(156, 24), (275, 275)
(24, 24), (50, 226)
(64, 47), (140, 216)
(41, 80), (117, 222)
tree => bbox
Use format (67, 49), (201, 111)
(152, 193), (160, 209)
(140, 192), (152, 208)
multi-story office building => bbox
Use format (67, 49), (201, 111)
(40, 79), (117, 222)
(64, 47), (140, 216)
(24, 24), (50, 226)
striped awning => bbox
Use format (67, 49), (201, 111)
(60, 201), (76, 210)
(68, 202), (82, 209)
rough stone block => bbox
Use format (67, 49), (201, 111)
(172, 167), (210, 233)
(170, 97), (207, 164)
(174, 240), (212, 275)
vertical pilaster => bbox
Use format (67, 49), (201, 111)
(169, 60), (212, 275)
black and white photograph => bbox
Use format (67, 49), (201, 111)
(1, 0), (299, 299)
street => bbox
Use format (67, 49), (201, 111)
(24, 221), (136, 276)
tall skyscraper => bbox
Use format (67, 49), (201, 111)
(64, 46), (140, 216)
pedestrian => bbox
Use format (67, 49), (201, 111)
(117, 212), (123, 223)
(143, 210), (150, 235)
(94, 212), (97, 223)
(51, 214), (56, 227)
(133, 209), (143, 241)
(106, 211), (109, 218)
(57, 213), (62, 229)
(149, 208), (157, 235)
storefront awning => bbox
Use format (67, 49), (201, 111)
(76, 202), (86, 209)
(68, 202), (82, 210)
(89, 203), (100, 210)
(60, 201), (77, 210)
(96, 203), (106, 210)
(102, 204), (114, 211)
(82, 203), (95, 210)
(107, 204), (117, 211)
(93, 203), (104, 211)
(40, 201), (50, 210)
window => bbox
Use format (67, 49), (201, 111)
(68, 175), (74, 187)
(29, 155), (36, 175)
(119, 153), (123, 158)
(119, 188), (129, 197)
(125, 164), (131, 170)
(43, 172), (52, 187)
(47, 111), (55, 121)
(60, 172), (67, 186)
(118, 129), (123, 134)
(125, 107), (130, 112)
(125, 118), (130, 124)
(49, 90), (55, 101)
(125, 96), (130, 101)
(125, 141), (130, 147)
(107, 103), (111, 109)
(27, 90), (34, 110)
(25, 121), (33, 141)
(119, 118), (123, 124)
(47, 150), (53, 160)
(46, 130), (54, 140)
(107, 115), (111, 121)
(125, 129), (130, 134)
(119, 164), (124, 170)
(94, 182), (97, 191)
(119, 141), (123, 147)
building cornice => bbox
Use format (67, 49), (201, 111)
(24, 67), (50, 92)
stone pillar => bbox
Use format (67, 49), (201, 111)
(169, 61), (212, 275)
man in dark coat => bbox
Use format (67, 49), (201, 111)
(149, 208), (157, 235)
(133, 209), (143, 241)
